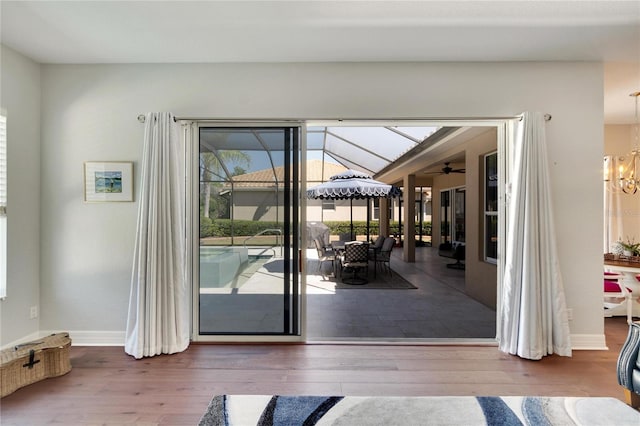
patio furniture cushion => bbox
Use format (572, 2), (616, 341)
(341, 241), (369, 285)
(604, 279), (633, 324)
(605, 280), (631, 293)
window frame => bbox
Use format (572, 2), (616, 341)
(0, 111), (7, 299)
(484, 151), (498, 264)
(440, 186), (465, 244)
(321, 198), (335, 211)
(189, 121), (305, 342)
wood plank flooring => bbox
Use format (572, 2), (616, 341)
(0, 317), (635, 425)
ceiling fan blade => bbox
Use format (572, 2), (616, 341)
(424, 162), (465, 175)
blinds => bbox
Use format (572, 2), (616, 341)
(0, 114), (5, 215)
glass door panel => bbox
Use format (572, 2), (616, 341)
(454, 188), (466, 242)
(440, 187), (465, 243)
(197, 126), (300, 335)
(440, 190), (450, 243)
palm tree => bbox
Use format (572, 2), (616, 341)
(200, 150), (250, 219)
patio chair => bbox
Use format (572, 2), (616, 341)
(314, 238), (336, 276)
(338, 232), (352, 242)
(372, 236), (395, 276)
(368, 235), (385, 258)
(438, 241), (465, 270)
(341, 241), (369, 285)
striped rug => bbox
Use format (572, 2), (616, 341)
(199, 394), (640, 425)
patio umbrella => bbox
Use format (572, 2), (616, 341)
(306, 169), (402, 240)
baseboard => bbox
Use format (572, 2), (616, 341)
(3, 331), (609, 350)
(570, 333), (608, 350)
(40, 330), (125, 346)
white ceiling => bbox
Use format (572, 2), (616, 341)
(1, 1), (639, 123)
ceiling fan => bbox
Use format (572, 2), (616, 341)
(425, 162), (466, 175)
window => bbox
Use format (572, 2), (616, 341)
(453, 188), (465, 242)
(484, 151), (498, 263)
(0, 112), (6, 298)
(440, 189), (450, 243)
(440, 187), (465, 243)
(322, 199), (335, 210)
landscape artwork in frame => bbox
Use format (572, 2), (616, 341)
(84, 162), (133, 202)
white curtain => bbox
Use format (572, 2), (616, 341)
(499, 112), (572, 360)
(125, 112), (189, 359)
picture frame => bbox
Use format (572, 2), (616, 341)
(84, 161), (133, 202)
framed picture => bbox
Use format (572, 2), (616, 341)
(84, 161), (133, 202)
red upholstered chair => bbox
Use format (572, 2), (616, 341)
(604, 277), (633, 324)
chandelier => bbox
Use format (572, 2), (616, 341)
(604, 91), (640, 194)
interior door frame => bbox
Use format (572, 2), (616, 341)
(183, 117), (514, 343)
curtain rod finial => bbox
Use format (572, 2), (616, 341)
(137, 114), (146, 123)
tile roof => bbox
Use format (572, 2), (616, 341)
(228, 160), (347, 189)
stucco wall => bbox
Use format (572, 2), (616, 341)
(428, 129), (498, 309)
(463, 129), (498, 309)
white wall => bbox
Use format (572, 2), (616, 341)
(0, 45), (41, 346)
(34, 61), (604, 345)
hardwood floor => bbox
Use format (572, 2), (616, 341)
(0, 317), (634, 425)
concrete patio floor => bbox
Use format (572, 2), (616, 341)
(306, 246), (497, 342)
(198, 245), (497, 341)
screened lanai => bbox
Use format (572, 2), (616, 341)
(200, 125), (443, 183)
(306, 125), (440, 179)
(199, 124), (460, 248)
(196, 121), (493, 339)
(199, 124), (446, 247)
(196, 122), (492, 338)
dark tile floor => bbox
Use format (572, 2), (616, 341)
(306, 246), (497, 341)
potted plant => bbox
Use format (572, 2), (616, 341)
(615, 237), (640, 257)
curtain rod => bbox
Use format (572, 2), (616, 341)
(137, 114), (177, 123)
(137, 114), (552, 123)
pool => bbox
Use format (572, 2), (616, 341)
(200, 247), (249, 288)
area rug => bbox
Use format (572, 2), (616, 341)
(306, 262), (417, 291)
(307, 259), (417, 293)
(199, 395), (640, 425)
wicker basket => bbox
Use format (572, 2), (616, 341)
(1, 332), (71, 398)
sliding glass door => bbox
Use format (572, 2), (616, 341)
(194, 124), (301, 337)
(440, 187), (465, 243)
